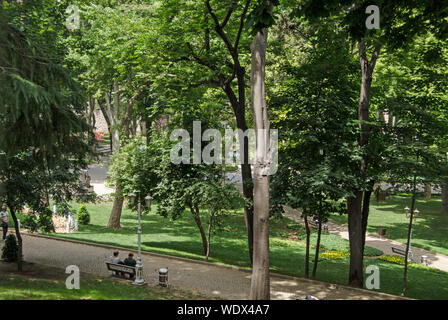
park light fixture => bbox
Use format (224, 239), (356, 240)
(404, 206), (410, 218)
(414, 209), (420, 218)
(128, 192), (136, 205)
(145, 194), (153, 210)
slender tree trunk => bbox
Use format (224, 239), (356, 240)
(312, 221), (322, 279)
(249, 21), (271, 300)
(8, 206), (23, 272)
(403, 174), (418, 296)
(304, 213), (310, 278)
(146, 120), (152, 146)
(442, 178), (448, 215)
(347, 42), (381, 288)
(206, 211), (214, 261)
(190, 205), (208, 256)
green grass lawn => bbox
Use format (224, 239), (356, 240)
(33, 200), (448, 300)
(330, 194), (448, 256)
(0, 261), (209, 300)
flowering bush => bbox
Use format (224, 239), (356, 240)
(319, 250), (350, 260)
(379, 255), (406, 265)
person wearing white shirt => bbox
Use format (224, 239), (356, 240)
(109, 251), (122, 264)
(0, 206), (9, 240)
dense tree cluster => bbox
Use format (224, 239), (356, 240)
(1, 0), (447, 297)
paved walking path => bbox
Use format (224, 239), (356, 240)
(282, 206), (448, 273)
(16, 233), (404, 300)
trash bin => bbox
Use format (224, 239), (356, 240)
(159, 268), (168, 287)
(378, 228), (386, 236)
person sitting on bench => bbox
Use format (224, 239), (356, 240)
(109, 251), (124, 276)
(110, 251), (123, 264)
(124, 253), (137, 267)
(123, 253), (137, 279)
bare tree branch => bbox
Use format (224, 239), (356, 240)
(234, 0), (251, 51)
(204, 0), (235, 56)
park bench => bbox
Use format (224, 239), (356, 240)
(105, 262), (136, 280)
(391, 247), (413, 260)
(308, 220), (329, 233)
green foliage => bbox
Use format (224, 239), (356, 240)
(38, 209), (55, 233)
(21, 214), (39, 233)
(295, 227), (383, 257)
(0, 1), (94, 221)
(374, 34), (448, 186)
(245, 0), (280, 35)
(77, 205), (90, 225)
(1, 234), (18, 262)
(269, 19), (359, 219)
(297, 0), (448, 45)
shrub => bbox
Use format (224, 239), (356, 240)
(55, 203), (71, 217)
(21, 214), (39, 232)
(38, 208), (55, 233)
(319, 250), (350, 261)
(1, 234), (18, 262)
(77, 205), (90, 225)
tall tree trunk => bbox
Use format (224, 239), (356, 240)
(146, 120), (152, 146)
(203, 0), (254, 265)
(223, 83), (254, 265)
(87, 97), (96, 128)
(105, 82), (136, 229)
(442, 178), (448, 215)
(403, 174), (418, 296)
(312, 221), (322, 278)
(104, 87), (123, 229)
(107, 185), (124, 229)
(347, 42), (381, 288)
(8, 206), (23, 272)
(249, 20), (271, 300)
(97, 99), (113, 152)
(304, 213), (310, 278)
(424, 183), (431, 200)
(347, 189), (364, 287)
(190, 205), (208, 256)
(361, 189), (373, 257)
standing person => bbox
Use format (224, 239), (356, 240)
(0, 206), (9, 240)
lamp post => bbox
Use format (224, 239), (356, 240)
(128, 192), (153, 285)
